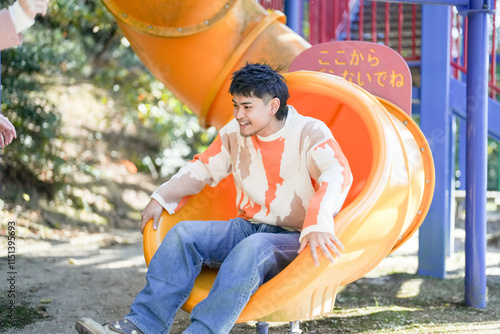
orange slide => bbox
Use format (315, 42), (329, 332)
(102, 0), (435, 323)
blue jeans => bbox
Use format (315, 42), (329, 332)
(125, 218), (300, 334)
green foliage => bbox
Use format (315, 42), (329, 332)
(488, 139), (499, 191)
(1, 0), (215, 205)
(453, 119), (500, 191)
(1, 33), (64, 199)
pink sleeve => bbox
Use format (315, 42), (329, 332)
(0, 9), (23, 51)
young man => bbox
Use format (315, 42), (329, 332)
(76, 63), (352, 334)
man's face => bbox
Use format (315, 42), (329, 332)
(232, 94), (281, 137)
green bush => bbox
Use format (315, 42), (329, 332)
(1, 0), (215, 204)
(1, 39), (64, 199)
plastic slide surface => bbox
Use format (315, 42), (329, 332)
(102, 0), (435, 323)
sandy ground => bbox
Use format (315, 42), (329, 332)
(1, 230), (148, 334)
(1, 215), (500, 334)
(0, 229), (267, 334)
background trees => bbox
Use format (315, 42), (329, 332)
(1, 0), (215, 229)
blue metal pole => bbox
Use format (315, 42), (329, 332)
(449, 114), (457, 257)
(418, 4), (452, 279)
(459, 119), (466, 190)
(284, 0), (303, 36)
(464, 0), (490, 309)
(256, 321), (269, 334)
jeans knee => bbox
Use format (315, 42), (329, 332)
(231, 235), (275, 264)
(229, 233), (299, 273)
(158, 221), (195, 255)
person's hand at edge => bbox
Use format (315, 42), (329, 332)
(0, 114), (17, 148)
(140, 198), (163, 234)
(19, 0), (48, 19)
(298, 231), (344, 267)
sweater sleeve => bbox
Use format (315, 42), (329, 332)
(151, 133), (232, 214)
(300, 126), (353, 242)
(0, 9), (22, 50)
(9, 1), (35, 34)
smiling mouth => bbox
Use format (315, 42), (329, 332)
(239, 121), (250, 126)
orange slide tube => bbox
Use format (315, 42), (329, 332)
(102, 0), (435, 323)
(101, 0), (310, 129)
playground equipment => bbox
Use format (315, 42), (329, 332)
(102, 0), (435, 326)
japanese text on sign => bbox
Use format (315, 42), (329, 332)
(317, 49), (405, 88)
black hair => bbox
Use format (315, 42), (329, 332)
(229, 63), (290, 120)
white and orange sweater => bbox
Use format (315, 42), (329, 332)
(152, 106), (352, 241)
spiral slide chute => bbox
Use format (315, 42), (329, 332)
(102, 0), (434, 323)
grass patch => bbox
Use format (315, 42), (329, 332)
(0, 295), (50, 331)
(294, 272), (500, 333)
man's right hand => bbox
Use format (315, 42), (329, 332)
(19, 0), (49, 19)
(140, 198), (164, 234)
(0, 114), (17, 148)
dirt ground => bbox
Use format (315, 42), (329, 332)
(1, 217), (500, 334)
(0, 227), (280, 334)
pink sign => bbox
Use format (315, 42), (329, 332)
(289, 41), (412, 115)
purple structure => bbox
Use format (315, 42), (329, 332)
(464, 0), (491, 309)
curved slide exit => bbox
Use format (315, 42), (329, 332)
(102, 0), (435, 323)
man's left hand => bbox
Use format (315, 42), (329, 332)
(298, 231), (343, 267)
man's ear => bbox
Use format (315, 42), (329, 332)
(270, 97), (280, 115)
